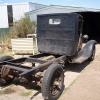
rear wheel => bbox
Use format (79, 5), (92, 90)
(1, 66), (15, 85)
(0, 56), (14, 85)
(41, 64), (64, 100)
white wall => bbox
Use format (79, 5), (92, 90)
(29, 3), (35, 11)
(13, 4), (29, 21)
(0, 5), (8, 28)
(35, 3), (47, 10)
(0, 3), (46, 28)
(29, 3), (47, 11)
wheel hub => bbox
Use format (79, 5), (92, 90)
(1, 65), (15, 82)
(50, 70), (62, 96)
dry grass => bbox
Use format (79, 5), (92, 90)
(0, 48), (38, 57)
(0, 49), (12, 56)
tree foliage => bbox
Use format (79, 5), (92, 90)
(9, 15), (36, 38)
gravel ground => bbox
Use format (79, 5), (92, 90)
(0, 44), (99, 100)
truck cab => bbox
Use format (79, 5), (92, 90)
(37, 13), (83, 56)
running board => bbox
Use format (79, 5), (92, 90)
(71, 56), (88, 63)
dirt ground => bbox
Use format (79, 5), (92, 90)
(0, 44), (100, 100)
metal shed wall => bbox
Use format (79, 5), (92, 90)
(35, 3), (47, 10)
(26, 6), (81, 21)
(29, 3), (35, 11)
(12, 4), (29, 21)
(26, 5), (100, 21)
(29, 3), (47, 11)
(12, 3), (47, 21)
(0, 3), (46, 28)
(0, 5), (8, 28)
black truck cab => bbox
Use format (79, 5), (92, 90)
(37, 13), (83, 56)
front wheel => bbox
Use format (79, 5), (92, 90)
(41, 64), (64, 100)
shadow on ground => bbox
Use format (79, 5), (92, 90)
(64, 60), (90, 73)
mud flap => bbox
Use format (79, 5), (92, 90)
(71, 40), (97, 63)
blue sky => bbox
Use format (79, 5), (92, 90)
(0, 0), (100, 9)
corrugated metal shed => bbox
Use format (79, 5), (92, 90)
(13, 3), (29, 21)
(26, 5), (100, 21)
(13, 3), (47, 21)
(0, 5), (8, 28)
(0, 2), (47, 28)
(29, 2), (47, 11)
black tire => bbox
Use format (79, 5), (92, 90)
(0, 55), (14, 85)
(41, 64), (64, 100)
(88, 46), (95, 61)
(0, 55), (14, 62)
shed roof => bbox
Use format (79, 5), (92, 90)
(0, 2), (47, 6)
(26, 5), (100, 15)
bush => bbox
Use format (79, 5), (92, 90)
(0, 28), (10, 44)
(9, 15), (36, 38)
(0, 33), (9, 44)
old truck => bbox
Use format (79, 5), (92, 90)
(0, 13), (96, 100)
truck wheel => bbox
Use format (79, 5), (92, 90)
(0, 56), (14, 76)
(0, 55), (14, 85)
(0, 55), (14, 62)
(88, 46), (95, 61)
(41, 64), (64, 100)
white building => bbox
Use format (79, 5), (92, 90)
(0, 2), (47, 28)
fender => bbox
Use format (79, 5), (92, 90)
(82, 40), (97, 58)
(71, 40), (97, 63)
